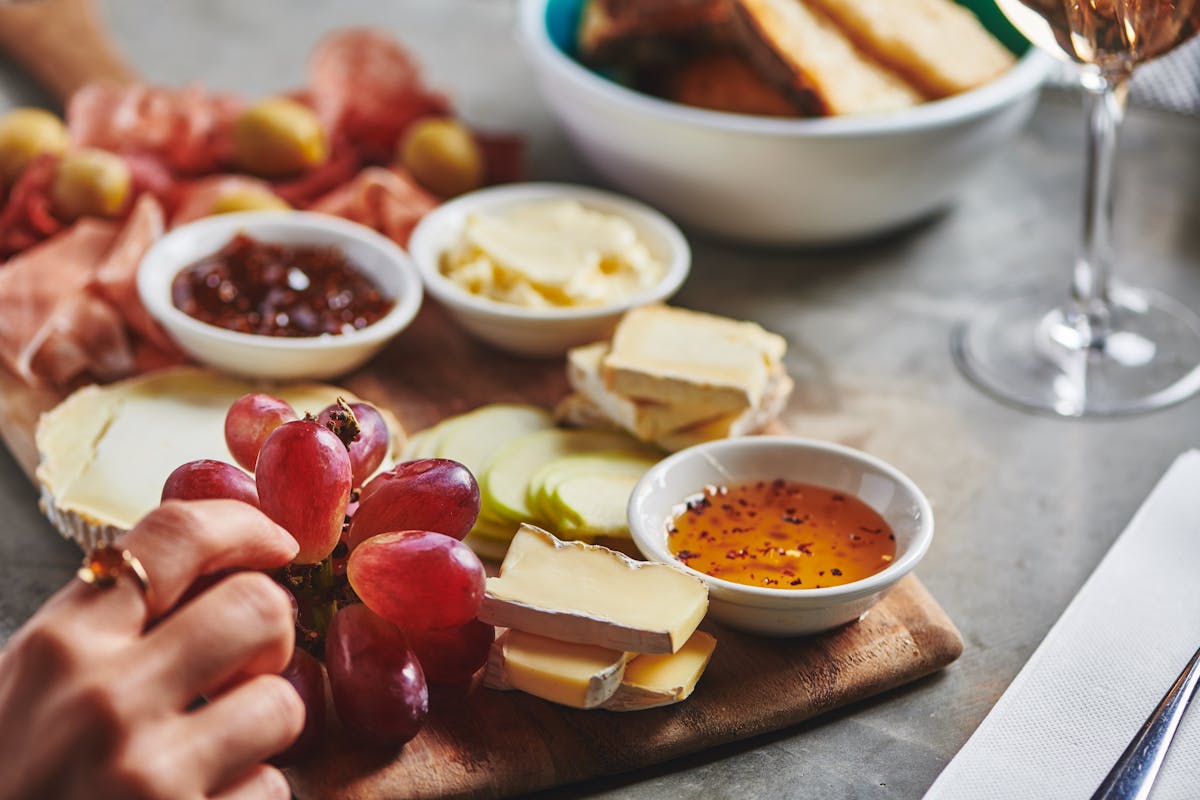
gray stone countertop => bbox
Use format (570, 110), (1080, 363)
(2, 2), (1200, 798)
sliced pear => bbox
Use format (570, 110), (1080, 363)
(553, 472), (644, 538)
(528, 452), (657, 534)
(435, 404), (554, 476)
(482, 429), (654, 525)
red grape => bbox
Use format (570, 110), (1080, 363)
(271, 648), (326, 765)
(326, 603), (427, 747)
(406, 619), (495, 684)
(318, 401), (389, 487)
(161, 459), (258, 506)
(347, 459), (479, 549)
(224, 393), (297, 472)
(256, 420), (352, 564)
(347, 531), (485, 630)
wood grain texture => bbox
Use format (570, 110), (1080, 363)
(289, 575), (961, 800)
(0, 301), (962, 799)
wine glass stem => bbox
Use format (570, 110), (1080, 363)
(1071, 66), (1130, 349)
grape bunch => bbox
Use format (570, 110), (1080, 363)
(162, 393), (493, 754)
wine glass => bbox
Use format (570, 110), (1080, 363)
(953, 1), (1200, 416)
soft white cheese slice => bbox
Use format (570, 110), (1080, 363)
(479, 524), (709, 654)
(35, 367), (398, 541)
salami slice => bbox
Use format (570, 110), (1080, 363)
(307, 166), (437, 247)
(308, 28), (451, 157)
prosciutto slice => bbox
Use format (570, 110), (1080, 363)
(0, 220), (125, 385)
(68, 82), (243, 174)
(307, 166), (437, 247)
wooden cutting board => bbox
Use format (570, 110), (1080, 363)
(0, 302), (963, 800)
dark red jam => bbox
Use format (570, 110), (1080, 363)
(171, 233), (395, 337)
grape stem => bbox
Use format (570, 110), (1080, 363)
(325, 397), (361, 450)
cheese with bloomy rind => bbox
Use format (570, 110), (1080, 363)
(479, 525), (709, 654)
(35, 366), (402, 546)
(601, 629), (717, 711)
(482, 629), (628, 709)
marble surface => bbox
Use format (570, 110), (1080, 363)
(2, 2), (1200, 798)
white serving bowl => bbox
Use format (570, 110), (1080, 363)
(628, 436), (934, 636)
(138, 211), (423, 380)
(519, 0), (1055, 245)
(407, 182), (690, 357)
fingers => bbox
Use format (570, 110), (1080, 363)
(183, 674), (305, 796)
(209, 764), (292, 800)
(61, 500), (298, 630)
(140, 572), (295, 707)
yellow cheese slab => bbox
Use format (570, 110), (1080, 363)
(483, 629), (627, 709)
(479, 524), (708, 654)
(602, 630), (718, 711)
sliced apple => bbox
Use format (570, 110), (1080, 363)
(434, 404), (554, 476)
(528, 452), (656, 536)
(552, 472), (644, 538)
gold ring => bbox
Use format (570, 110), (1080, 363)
(78, 546), (151, 602)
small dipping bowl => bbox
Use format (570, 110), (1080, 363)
(137, 211), (423, 380)
(628, 436), (934, 636)
(408, 182), (690, 357)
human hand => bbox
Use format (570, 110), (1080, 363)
(0, 500), (305, 800)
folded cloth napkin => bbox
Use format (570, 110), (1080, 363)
(924, 450), (1200, 800)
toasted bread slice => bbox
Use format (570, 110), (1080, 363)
(732, 0), (925, 115)
(603, 305), (786, 415)
(578, 0), (734, 66)
(803, 0), (1015, 98)
(667, 50), (811, 115)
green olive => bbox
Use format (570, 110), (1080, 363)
(209, 187), (291, 215)
(233, 97), (328, 178)
(399, 118), (484, 198)
(0, 107), (68, 187)
(51, 148), (131, 221)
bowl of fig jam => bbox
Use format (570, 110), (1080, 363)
(138, 211), (422, 380)
(627, 436), (934, 636)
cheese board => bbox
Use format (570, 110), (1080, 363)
(0, 301), (963, 800)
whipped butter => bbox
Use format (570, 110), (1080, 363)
(439, 199), (664, 308)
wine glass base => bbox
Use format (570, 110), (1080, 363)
(953, 286), (1200, 417)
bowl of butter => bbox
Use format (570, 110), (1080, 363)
(408, 182), (691, 356)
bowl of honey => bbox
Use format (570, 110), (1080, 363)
(627, 436), (934, 636)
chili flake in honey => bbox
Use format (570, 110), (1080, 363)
(667, 480), (896, 589)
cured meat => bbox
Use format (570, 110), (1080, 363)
(27, 292), (136, 386)
(475, 132), (526, 185)
(68, 82), (243, 174)
(273, 146), (361, 208)
(308, 29), (450, 157)
(170, 174), (282, 226)
(0, 155), (63, 257)
(0, 220), (121, 385)
(307, 166), (437, 247)
(93, 195), (177, 355)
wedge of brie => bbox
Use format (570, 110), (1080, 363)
(35, 366), (402, 548)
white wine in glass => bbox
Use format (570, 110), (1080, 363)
(953, 0), (1200, 416)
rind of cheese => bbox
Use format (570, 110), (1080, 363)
(602, 629), (718, 711)
(603, 304), (786, 414)
(567, 342), (726, 440)
(35, 367), (403, 541)
(480, 524), (708, 654)
(482, 629), (627, 709)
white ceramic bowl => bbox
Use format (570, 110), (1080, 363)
(628, 436), (934, 636)
(520, 0), (1055, 245)
(138, 211), (423, 380)
(408, 182), (690, 357)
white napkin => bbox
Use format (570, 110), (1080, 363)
(925, 450), (1200, 800)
